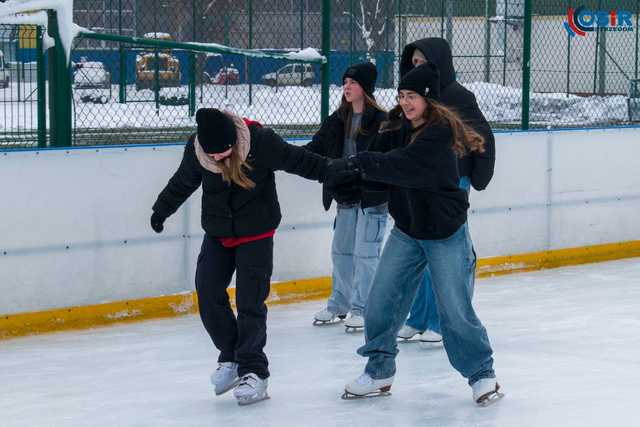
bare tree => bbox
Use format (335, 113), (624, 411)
(343, 0), (387, 62)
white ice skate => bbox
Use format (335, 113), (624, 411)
(397, 324), (423, 340)
(341, 373), (393, 399)
(313, 309), (346, 326)
(233, 373), (270, 406)
(344, 314), (364, 332)
(418, 329), (442, 343)
(211, 362), (240, 396)
(472, 378), (504, 407)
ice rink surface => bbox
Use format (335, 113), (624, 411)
(2, 258), (640, 427)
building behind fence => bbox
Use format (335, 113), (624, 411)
(1, 0), (639, 148)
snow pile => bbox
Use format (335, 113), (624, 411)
(284, 48), (324, 62)
(0, 0), (82, 63)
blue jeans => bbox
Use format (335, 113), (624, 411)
(327, 204), (388, 316)
(358, 224), (495, 386)
(406, 176), (472, 334)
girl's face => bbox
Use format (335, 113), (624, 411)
(343, 77), (365, 103)
(397, 90), (427, 122)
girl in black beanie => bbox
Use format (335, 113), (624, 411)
(150, 108), (328, 406)
(303, 62), (388, 331)
(324, 63), (503, 406)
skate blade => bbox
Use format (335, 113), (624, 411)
(214, 378), (241, 396)
(345, 326), (364, 333)
(313, 315), (346, 326)
(341, 386), (391, 400)
(476, 386), (505, 407)
(236, 393), (270, 406)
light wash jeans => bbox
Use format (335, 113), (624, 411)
(406, 176), (472, 334)
(327, 204), (388, 316)
(358, 223), (495, 386)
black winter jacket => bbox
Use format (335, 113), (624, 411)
(304, 106), (387, 210)
(153, 125), (327, 237)
(357, 120), (468, 240)
(400, 37), (496, 191)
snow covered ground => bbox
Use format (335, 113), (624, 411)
(1, 258), (640, 427)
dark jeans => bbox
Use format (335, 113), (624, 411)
(195, 234), (273, 379)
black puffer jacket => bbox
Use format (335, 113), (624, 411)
(304, 105), (387, 210)
(153, 125), (327, 237)
(400, 37), (496, 191)
(357, 120), (468, 240)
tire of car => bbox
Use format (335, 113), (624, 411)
(302, 78), (313, 87)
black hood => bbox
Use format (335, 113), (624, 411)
(399, 38), (455, 89)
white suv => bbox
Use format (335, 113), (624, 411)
(262, 63), (314, 87)
(0, 50), (9, 89)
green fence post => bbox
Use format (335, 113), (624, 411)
(321, 0), (331, 121)
(248, 0), (253, 106)
(635, 0), (639, 82)
(119, 0), (126, 103)
(154, 49), (160, 114)
(521, 0), (532, 130)
(36, 26), (47, 148)
(484, 0), (491, 83)
(47, 10), (72, 147)
(566, 0), (572, 97)
(189, 52), (196, 116)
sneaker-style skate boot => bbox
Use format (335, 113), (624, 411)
(233, 373), (270, 406)
(418, 329), (443, 343)
(397, 324), (423, 340)
(211, 362), (240, 396)
(344, 314), (364, 332)
(313, 308), (347, 326)
(472, 378), (504, 407)
(341, 373), (393, 399)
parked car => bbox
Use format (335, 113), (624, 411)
(211, 65), (240, 85)
(262, 63), (314, 87)
(0, 50), (9, 89)
(135, 33), (181, 90)
(73, 60), (111, 89)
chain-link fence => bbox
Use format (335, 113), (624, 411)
(1, 1), (640, 148)
(0, 24), (45, 148)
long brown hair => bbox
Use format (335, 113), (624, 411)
(337, 93), (386, 138)
(214, 143), (255, 190)
(381, 99), (484, 158)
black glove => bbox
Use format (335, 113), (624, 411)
(150, 212), (166, 233)
(323, 155), (362, 189)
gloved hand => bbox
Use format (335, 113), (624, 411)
(323, 155), (362, 189)
(150, 212), (166, 233)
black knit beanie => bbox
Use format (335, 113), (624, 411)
(196, 108), (236, 154)
(397, 62), (440, 101)
(342, 62), (377, 97)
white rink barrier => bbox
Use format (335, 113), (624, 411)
(1, 127), (640, 315)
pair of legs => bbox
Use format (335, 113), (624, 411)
(359, 225), (495, 386)
(195, 234), (273, 379)
(405, 176), (472, 335)
(326, 204), (388, 316)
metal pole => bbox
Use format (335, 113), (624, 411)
(193, 0), (197, 41)
(598, 26), (606, 95)
(445, 0), (453, 48)
(566, 0), (572, 97)
(440, 0), (445, 38)
(321, 0), (331, 121)
(635, 0), (639, 82)
(154, 49), (160, 114)
(593, 0), (602, 94)
(119, 0), (126, 103)
(350, 0), (354, 65)
(521, 0), (532, 130)
(36, 26), (47, 148)
(300, 0), (304, 85)
(248, 0), (253, 106)
(484, 0), (491, 83)
(189, 52), (196, 115)
(502, 0), (507, 86)
(47, 10), (72, 147)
